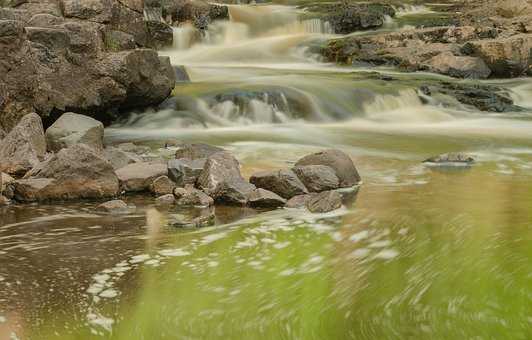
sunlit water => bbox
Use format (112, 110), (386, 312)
(1, 2), (532, 340)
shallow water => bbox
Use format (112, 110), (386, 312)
(2, 2), (532, 340)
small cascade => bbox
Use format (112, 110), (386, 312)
(172, 24), (199, 50)
(394, 4), (434, 16)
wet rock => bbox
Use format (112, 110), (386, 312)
(96, 199), (131, 214)
(419, 83), (521, 112)
(248, 188), (286, 208)
(45, 112), (104, 152)
(295, 149), (360, 188)
(103, 146), (142, 170)
(197, 152), (255, 205)
(174, 185), (214, 207)
(170, 209), (215, 228)
(285, 193), (317, 209)
(306, 190), (343, 213)
(427, 52), (491, 79)
(150, 175), (176, 196)
(292, 165), (340, 192)
(0, 113), (46, 176)
(424, 153), (475, 165)
(156, 193), (175, 205)
(116, 161), (167, 192)
(250, 169), (308, 199)
(167, 158), (205, 186)
(14, 144), (119, 201)
(175, 143), (224, 160)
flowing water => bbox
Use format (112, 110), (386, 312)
(1, 2), (532, 340)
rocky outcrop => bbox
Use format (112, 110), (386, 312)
(45, 112), (104, 152)
(116, 161), (167, 192)
(12, 144), (119, 201)
(0, 1), (176, 131)
(197, 151), (255, 205)
(250, 169), (308, 200)
(295, 149), (360, 188)
(0, 113), (46, 176)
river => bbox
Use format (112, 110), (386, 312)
(1, 2), (531, 339)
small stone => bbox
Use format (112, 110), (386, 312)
(248, 188), (286, 208)
(424, 153), (475, 165)
(306, 191), (343, 213)
(96, 200), (132, 214)
(150, 175), (175, 196)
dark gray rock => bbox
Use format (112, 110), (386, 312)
(248, 188), (286, 208)
(306, 190), (343, 213)
(292, 165), (340, 192)
(424, 153), (475, 165)
(167, 158), (205, 186)
(295, 149), (360, 188)
(250, 169), (308, 199)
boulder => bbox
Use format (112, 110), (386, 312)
(306, 191), (343, 213)
(13, 144), (119, 201)
(175, 143), (224, 160)
(156, 193), (176, 204)
(292, 165), (340, 192)
(167, 158), (205, 186)
(116, 161), (167, 192)
(423, 153), (475, 165)
(45, 112), (104, 152)
(60, 0), (112, 23)
(96, 199), (132, 214)
(248, 188), (286, 208)
(197, 152), (255, 205)
(295, 149), (360, 187)
(249, 169), (308, 199)
(427, 52), (491, 79)
(150, 175), (176, 195)
(174, 185), (214, 207)
(103, 146), (142, 169)
(285, 194), (317, 209)
(0, 113), (46, 176)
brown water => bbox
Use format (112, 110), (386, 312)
(1, 3), (532, 340)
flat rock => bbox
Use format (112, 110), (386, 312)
(249, 169), (308, 199)
(45, 112), (104, 152)
(0, 113), (46, 176)
(103, 146), (142, 170)
(292, 165), (340, 192)
(150, 175), (175, 196)
(248, 188), (286, 208)
(175, 143), (224, 160)
(116, 161), (167, 192)
(295, 149), (360, 187)
(306, 191), (343, 213)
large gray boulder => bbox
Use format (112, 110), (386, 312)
(45, 112), (104, 152)
(295, 149), (360, 188)
(116, 161), (167, 192)
(292, 165), (340, 192)
(0, 113), (46, 176)
(197, 152), (255, 205)
(249, 169), (308, 199)
(13, 144), (119, 201)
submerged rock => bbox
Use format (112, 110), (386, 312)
(45, 112), (104, 152)
(197, 152), (255, 205)
(292, 165), (340, 192)
(306, 190), (343, 213)
(250, 169), (308, 199)
(13, 144), (119, 201)
(96, 200), (132, 214)
(0, 113), (46, 176)
(116, 161), (167, 192)
(248, 188), (286, 208)
(295, 149), (361, 188)
(424, 153), (475, 165)
(170, 209), (216, 228)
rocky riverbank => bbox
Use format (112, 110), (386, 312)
(318, 0), (532, 79)
(0, 112), (362, 223)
